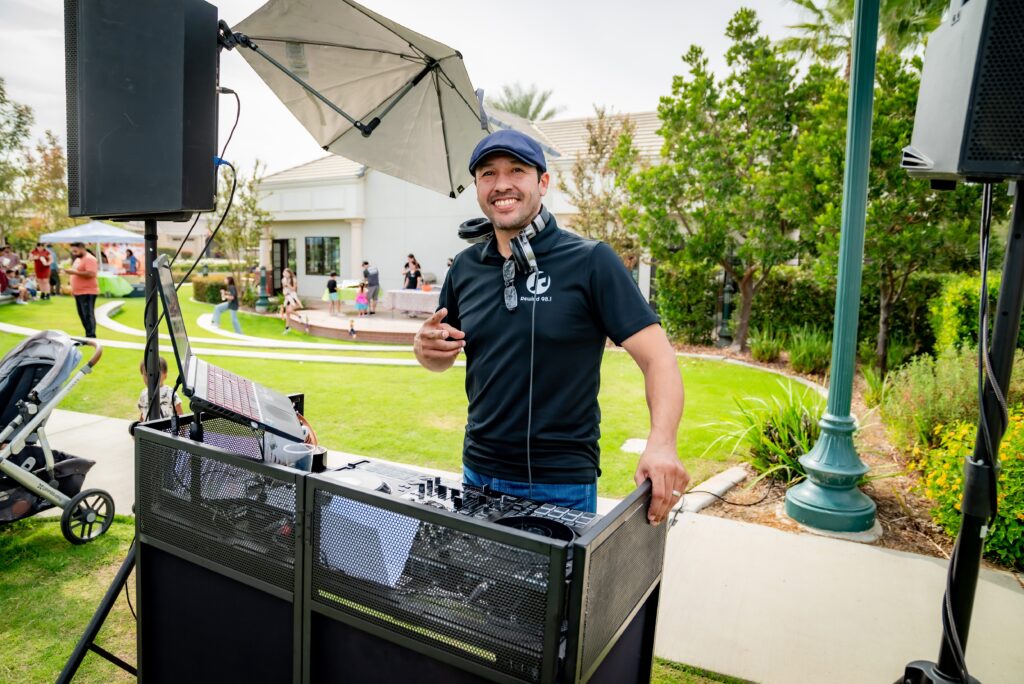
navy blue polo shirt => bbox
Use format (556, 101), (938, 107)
(438, 213), (660, 484)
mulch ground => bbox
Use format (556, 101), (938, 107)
(676, 344), (960, 564)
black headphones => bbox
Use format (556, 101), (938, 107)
(458, 205), (550, 275)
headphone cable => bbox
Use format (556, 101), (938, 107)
(526, 274), (537, 500)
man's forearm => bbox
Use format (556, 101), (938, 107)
(415, 348), (456, 372)
(643, 352), (684, 447)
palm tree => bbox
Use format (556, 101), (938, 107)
(781, 0), (948, 78)
(485, 82), (564, 121)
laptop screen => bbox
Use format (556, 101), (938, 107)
(156, 256), (192, 377)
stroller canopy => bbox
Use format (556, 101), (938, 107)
(0, 331), (81, 405)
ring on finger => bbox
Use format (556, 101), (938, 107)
(672, 490), (683, 498)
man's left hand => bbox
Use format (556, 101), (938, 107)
(634, 445), (690, 526)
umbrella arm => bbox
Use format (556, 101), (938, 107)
(217, 19), (430, 139)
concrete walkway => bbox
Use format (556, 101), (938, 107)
(38, 408), (1024, 683)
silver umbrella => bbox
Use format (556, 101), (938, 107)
(224, 0), (489, 198)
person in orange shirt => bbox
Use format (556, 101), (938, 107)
(64, 242), (100, 338)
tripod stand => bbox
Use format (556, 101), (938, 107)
(900, 185), (1023, 683)
(57, 218), (162, 682)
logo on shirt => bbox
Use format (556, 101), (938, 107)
(526, 271), (551, 295)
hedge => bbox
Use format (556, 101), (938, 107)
(929, 273), (1024, 352)
(652, 262), (718, 345)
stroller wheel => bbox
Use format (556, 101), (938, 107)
(61, 489), (114, 545)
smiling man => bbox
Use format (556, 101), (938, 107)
(414, 129), (688, 524)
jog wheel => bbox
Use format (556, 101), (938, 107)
(60, 489), (114, 545)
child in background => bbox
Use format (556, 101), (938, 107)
(326, 272), (339, 316)
(348, 319), (357, 339)
(137, 357), (183, 421)
(355, 282), (369, 316)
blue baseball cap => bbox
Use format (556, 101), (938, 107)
(468, 129), (547, 175)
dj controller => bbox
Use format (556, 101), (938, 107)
(320, 458), (601, 542)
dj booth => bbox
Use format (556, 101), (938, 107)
(133, 403), (667, 683)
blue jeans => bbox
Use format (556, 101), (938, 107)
(212, 302), (242, 333)
(463, 465), (597, 513)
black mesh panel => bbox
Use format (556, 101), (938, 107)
(311, 487), (553, 683)
(136, 430), (298, 592)
(964, 0), (1024, 168)
(580, 502), (665, 676)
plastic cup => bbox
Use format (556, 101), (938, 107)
(282, 442), (316, 472)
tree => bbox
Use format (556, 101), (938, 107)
(557, 107), (642, 268)
(14, 130), (78, 251)
(781, 0), (948, 79)
(781, 53), (980, 373)
(0, 78), (33, 246)
(215, 160), (271, 289)
(486, 82), (564, 121)
(625, 10), (811, 351)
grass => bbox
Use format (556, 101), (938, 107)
(0, 518), (744, 683)
(0, 295), (807, 498)
(0, 517), (137, 684)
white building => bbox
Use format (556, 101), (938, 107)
(257, 110), (662, 299)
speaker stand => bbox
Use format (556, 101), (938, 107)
(898, 187), (1024, 684)
(57, 545), (137, 682)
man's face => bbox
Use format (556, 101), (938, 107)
(474, 154), (549, 232)
(71, 246), (83, 258)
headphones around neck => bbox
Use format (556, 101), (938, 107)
(458, 205), (550, 275)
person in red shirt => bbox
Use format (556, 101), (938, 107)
(64, 242), (100, 337)
(30, 243), (52, 300)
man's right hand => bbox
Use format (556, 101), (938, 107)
(414, 308), (465, 372)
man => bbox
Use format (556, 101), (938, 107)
(30, 243), (52, 300)
(361, 260), (380, 314)
(414, 130), (689, 524)
(64, 242), (99, 337)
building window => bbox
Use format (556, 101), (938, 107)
(305, 237), (339, 275)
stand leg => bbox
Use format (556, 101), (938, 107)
(899, 187), (1024, 683)
(144, 219), (160, 421)
(57, 544), (137, 682)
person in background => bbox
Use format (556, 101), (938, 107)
(355, 282), (369, 316)
(280, 268), (301, 333)
(65, 241), (100, 338)
(46, 245), (60, 295)
(212, 275), (242, 334)
(361, 260), (380, 314)
(124, 249), (139, 275)
(326, 271), (340, 316)
(414, 129), (689, 523)
(30, 243), (52, 300)
(0, 245), (21, 272)
(137, 357), (183, 421)
(404, 259), (422, 290)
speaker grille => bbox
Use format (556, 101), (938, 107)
(310, 486), (554, 682)
(63, 0), (80, 211)
(964, 0), (1024, 169)
(137, 424), (298, 592)
(579, 501), (664, 676)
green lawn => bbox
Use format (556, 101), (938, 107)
(0, 295), (807, 497)
(0, 518), (747, 684)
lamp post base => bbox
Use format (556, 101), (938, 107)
(898, 660), (980, 684)
(785, 414), (876, 532)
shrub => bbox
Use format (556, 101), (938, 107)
(858, 336), (915, 373)
(911, 408), (1024, 570)
(749, 327), (784, 363)
(882, 348), (1024, 449)
(862, 366), (886, 408)
(190, 275), (228, 304)
(729, 382), (825, 484)
(787, 325), (832, 375)
(653, 262), (718, 345)
(930, 273), (1024, 352)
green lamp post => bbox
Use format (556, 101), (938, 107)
(785, 0), (879, 533)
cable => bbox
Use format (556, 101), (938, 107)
(176, 159), (237, 290)
(170, 88), (240, 268)
(123, 537), (137, 620)
(525, 271), (537, 501)
(669, 479), (781, 527)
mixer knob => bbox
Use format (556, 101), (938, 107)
(452, 495), (463, 510)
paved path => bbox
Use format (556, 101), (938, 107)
(40, 408), (1024, 683)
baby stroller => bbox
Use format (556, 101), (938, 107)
(0, 330), (113, 544)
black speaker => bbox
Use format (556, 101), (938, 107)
(902, 0), (1024, 182)
(64, 0), (219, 220)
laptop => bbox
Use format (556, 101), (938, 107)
(154, 255), (305, 443)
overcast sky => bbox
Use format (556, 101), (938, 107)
(1, 0), (806, 177)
